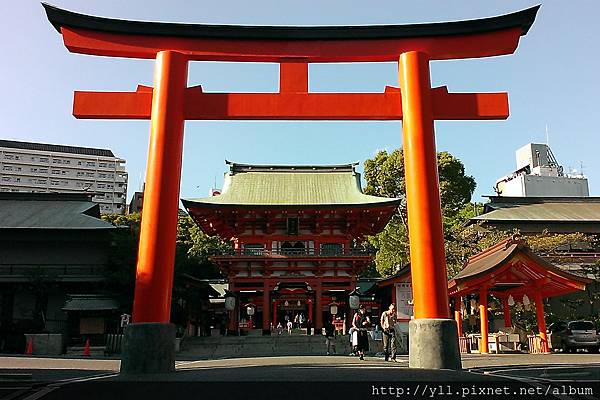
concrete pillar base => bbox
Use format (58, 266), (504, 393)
(409, 318), (462, 370)
(120, 322), (175, 375)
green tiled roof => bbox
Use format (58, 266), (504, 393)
(183, 162), (401, 207)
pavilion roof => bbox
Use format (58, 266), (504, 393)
(182, 162), (401, 209)
(448, 237), (592, 299)
(471, 196), (600, 223)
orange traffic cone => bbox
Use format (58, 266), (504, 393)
(83, 338), (91, 357)
(25, 338), (33, 355)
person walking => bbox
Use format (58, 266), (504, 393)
(380, 303), (398, 362)
(352, 304), (370, 360)
(325, 318), (337, 355)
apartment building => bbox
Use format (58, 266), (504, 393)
(0, 140), (127, 214)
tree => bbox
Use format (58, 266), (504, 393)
(101, 212), (228, 314)
(363, 148), (476, 277)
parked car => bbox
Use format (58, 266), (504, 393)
(548, 320), (600, 353)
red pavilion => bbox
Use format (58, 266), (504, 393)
(183, 161), (400, 334)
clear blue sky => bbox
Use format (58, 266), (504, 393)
(2, 1), (599, 203)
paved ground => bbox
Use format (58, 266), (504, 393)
(1, 353), (599, 399)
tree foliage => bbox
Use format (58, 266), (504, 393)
(100, 212), (228, 311)
(363, 149), (476, 277)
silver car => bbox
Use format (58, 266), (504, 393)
(549, 320), (599, 353)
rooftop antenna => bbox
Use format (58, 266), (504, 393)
(545, 123), (549, 146)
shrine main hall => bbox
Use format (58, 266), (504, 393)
(183, 161), (400, 335)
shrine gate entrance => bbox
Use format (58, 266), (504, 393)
(44, 3), (539, 373)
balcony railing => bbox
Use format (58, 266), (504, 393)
(217, 248), (373, 257)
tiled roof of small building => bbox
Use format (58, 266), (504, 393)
(0, 193), (116, 229)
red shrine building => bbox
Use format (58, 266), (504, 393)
(183, 162), (400, 334)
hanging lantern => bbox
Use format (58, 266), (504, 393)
(246, 304), (255, 316)
(507, 295), (515, 306)
(297, 300), (301, 307)
(329, 302), (338, 315)
(224, 290), (236, 311)
(522, 294), (531, 310)
(284, 300), (289, 307)
(349, 287), (361, 310)
(470, 298), (477, 315)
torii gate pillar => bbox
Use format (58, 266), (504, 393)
(121, 51), (188, 374)
(399, 51), (461, 369)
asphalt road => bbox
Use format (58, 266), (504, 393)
(1, 354), (599, 400)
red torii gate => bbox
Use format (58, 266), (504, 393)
(44, 3), (538, 372)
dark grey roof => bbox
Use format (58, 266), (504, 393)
(472, 196), (600, 223)
(43, 3), (539, 40)
(0, 139), (115, 158)
(62, 295), (119, 311)
(0, 193), (116, 229)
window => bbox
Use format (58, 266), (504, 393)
(1, 177), (10, 182)
(50, 180), (59, 186)
(320, 243), (343, 256)
(77, 172), (85, 177)
(86, 172), (94, 177)
(51, 170), (60, 175)
(287, 217), (299, 235)
(2, 166), (12, 171)
(39, 157), (49, 163)
(569, 321), (595, 331)
(86, 161), (96, 167)
(99, 162), (107, 168)
(4, 154), (13, 160)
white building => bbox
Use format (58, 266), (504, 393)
(0, 139), (127, 214)
(495, 143), (589, 197)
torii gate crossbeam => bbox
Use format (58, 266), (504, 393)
(43, 2), (539, 373)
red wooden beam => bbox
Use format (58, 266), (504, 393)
(60, 27), (524, 62)
(73, 86), (508, 120)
